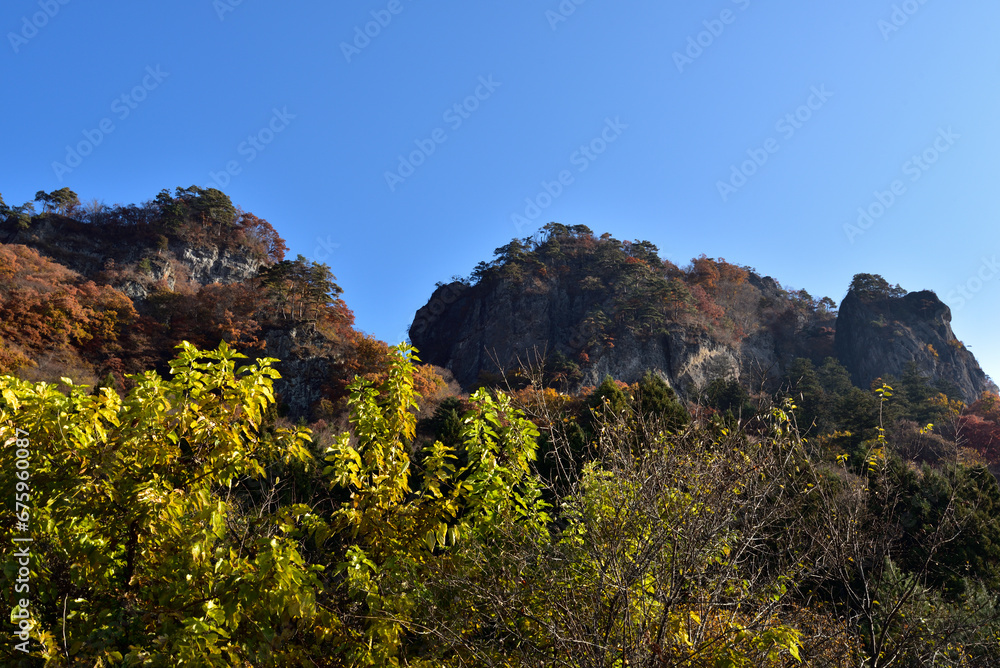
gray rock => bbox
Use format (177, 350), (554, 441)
(411, 274), (991, 403)
(4, 215), (262, 300)
(409, 278), (784, 397)
(834, 288), (992, 403)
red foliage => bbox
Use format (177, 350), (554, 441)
(688, 284), (725, 324)
(235, 212), (288, 263)
(958, 392), (1000, 466)
(957, 413), (1000, 465)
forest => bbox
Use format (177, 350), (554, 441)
(2, 189), (1000, 666)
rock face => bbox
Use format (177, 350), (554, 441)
(3, 215), (262, 299)
(410, 279), (796, 395)
(175, 244), (262, 286)
(264, 325), (340, 419)
(412, 275), (993, 403)
(834, 289), (992, 403)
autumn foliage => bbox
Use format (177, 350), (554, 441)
(959, 391), (1000, 469)
(0, 187), (408, 419)
(466, 224), (837, 376)
(0, 245), (140, 382)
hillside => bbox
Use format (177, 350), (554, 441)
(410, 223), (992, 404)
(0, 187), (448, 421)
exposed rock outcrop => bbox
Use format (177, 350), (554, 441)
(263, 325), (342, 419)
(834, 288), (992, 403)
(3, 215), (262, 300)
(410, 278), (798, 395)
(411, 271), (991, 404)
(175, 244), (262, 286)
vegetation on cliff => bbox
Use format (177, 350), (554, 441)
(0, 188), (443, 420)
(465, 222), (836, 350)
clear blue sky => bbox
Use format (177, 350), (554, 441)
(4, 1), (1000, 380)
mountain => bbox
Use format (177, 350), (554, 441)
(835, 276), (991, 403)
(7, 196), (1000, 664)
(0, 187), (425, 421)
(410, 224), (993, 403)
(4, 189), (992, 417)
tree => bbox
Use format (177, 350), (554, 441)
(635, 370), (689, 430)
(320, 345), (550, 665)
(589, 374), (629, 417)
(2, 200), (35, 231)
(153, 186), (239, 239)
(421, 396), (810, 666)
(174, 186), (237, 228)
(785, 357), (828, 434)
(34, 188), (79, 216)
(0, 342), (328, 665)
(899, 361), (951, 427)
(804, 386), (1000, 667)
(849, 273), (907, 301)
(704, 377), (755, 420)
(258, 255), (345, 322)
(236, 212), (287, 262)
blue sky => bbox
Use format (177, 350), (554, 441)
(3, 0), (1000, 380)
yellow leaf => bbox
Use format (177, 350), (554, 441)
(1, 388), (19, 411)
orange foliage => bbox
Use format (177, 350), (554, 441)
(0, 246), (139, 373)
(688, 255), (748, 293)
(412, 363), (447, 400)
(969, 391), (1000, 422)
(688, 254), (720, 290)
(0, 340), (31, 375)
(343, 334), (392, 385)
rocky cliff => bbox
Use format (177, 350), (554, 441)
(409, 229), (991, 403)
(410, 276), (826, 396)
(263, 325), (344, 419)
(2, 215), (262, 299)
(834, 288), (992, 403)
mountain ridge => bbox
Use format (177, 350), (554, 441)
(410, 223), (993, 403)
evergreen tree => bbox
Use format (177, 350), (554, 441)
(634, 370), (689, 430)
